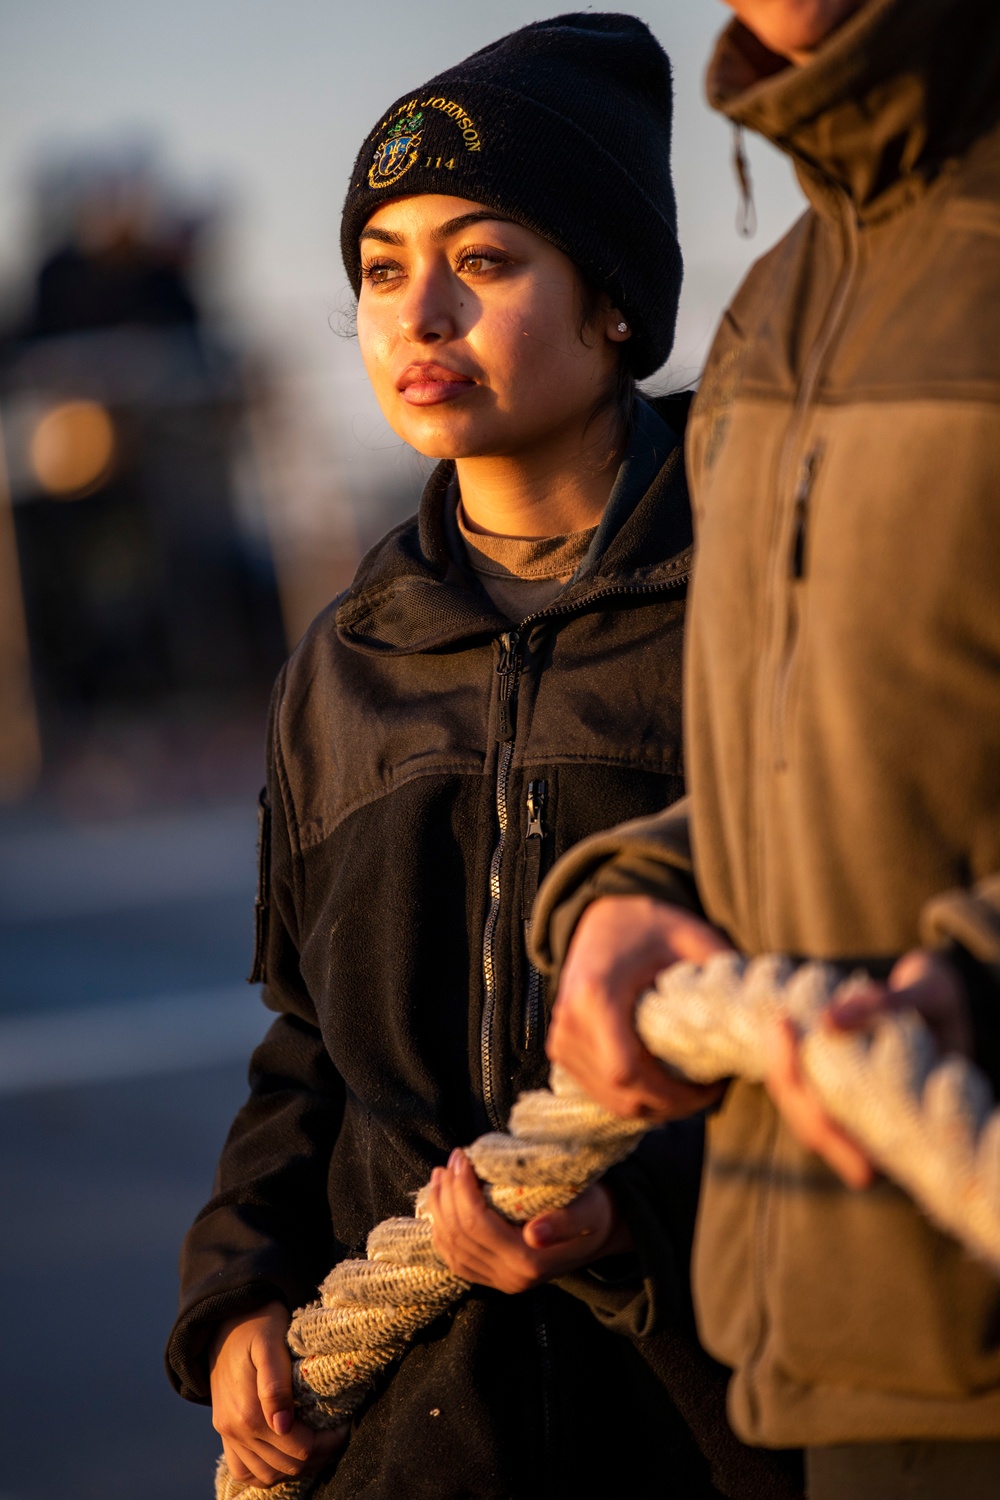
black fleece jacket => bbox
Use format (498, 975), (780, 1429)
(167, 400), (803, 1500)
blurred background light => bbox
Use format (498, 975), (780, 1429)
(29, 398), (116, 496)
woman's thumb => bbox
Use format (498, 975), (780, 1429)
(255, 1332), (295, 1436)
(524, 1200), (595, 1250)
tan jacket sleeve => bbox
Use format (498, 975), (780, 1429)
(529, 794), (702, 978)
(921, 874), (1000, 972)
(921, 876), (1000, 1087)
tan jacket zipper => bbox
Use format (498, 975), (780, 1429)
(748, 191), (861, 1396)
(753, 192), (861, 949)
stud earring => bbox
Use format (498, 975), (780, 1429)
(616, 321), (628, 334)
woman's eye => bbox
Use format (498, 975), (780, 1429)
(361, 260), (403, 286)
(457, 248), (507, 275)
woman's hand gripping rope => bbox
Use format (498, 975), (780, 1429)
(423, 1148), (632, 1293)
(209, 1302), (348, 1493)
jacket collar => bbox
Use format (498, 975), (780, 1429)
(708, 0), (1000, 219)
(336, 398), (692, 656)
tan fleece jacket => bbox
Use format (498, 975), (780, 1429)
(533, 0), (1000, 1448)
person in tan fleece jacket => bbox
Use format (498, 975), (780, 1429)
(530, 0), (1000, 1495)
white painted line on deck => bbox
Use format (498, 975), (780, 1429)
(0, 985), (271, 1095)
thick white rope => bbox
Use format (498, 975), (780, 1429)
(215, 954), (1000, 1499)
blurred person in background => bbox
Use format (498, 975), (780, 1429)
(530, 1), (1000, 1497)
(25, 161), (199, 337)
(0, 146), (285, 808)
(167, 14), (802, 1500)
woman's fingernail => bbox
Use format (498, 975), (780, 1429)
(272, 1409), (293, 1436)
(531, 1220), (554, 1245)
(451, 1150), (463, 1175)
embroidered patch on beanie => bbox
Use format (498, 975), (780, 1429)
(367, 95), (482, 191)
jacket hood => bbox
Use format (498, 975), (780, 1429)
(708, 0), (1000, 216)
(335, 395), (693, 656)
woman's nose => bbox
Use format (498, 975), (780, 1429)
(397, 266), (456, 345)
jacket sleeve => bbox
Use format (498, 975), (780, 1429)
(554, 1115), (705, 1339)
(529, 794), (702, 979)
(166, 668), (345, 1403)
(921, 877), (1000, 1088)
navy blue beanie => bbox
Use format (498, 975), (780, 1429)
(341, 13), (682, 379)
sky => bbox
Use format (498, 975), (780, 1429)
(0, 1), (806, 499)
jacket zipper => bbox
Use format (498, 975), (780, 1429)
(481, 629), (520, 1130)
(521, 779), (548, 1051)
(744, 1106), (782, 1418)
(534, 1295), (554, 1473)
(504, 568), (690, 635)
(763, 195), (859, 799)
(772, 442), (825, 770)
(749, 188), (860, 1400)
(479, 572), (689, 1127)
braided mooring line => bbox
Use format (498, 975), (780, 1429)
(216, 954), (1000, 1499)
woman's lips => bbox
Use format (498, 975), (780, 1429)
(397, 365), (477, 406)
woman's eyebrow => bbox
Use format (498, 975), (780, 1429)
(432, 211), (518, 241)
(360, 226), (405, 246)
(359, 212), (518, 248)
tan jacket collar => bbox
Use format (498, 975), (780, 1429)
(708, 0), (1000, 217)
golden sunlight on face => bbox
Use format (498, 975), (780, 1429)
(355, 194), (620, 461)
(726, 0), (867, 59)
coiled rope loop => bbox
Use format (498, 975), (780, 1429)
(216, 954), (1000, 1499)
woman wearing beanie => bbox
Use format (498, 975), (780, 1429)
(167, 15), (800, 1500)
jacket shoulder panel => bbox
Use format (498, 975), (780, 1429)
(692, 208), (826, 421)
(823, 136), (1000, 403)
(275, 612), (488, 852)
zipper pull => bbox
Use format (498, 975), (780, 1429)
(732, 124), (757, 239)
(790, 443), (824, 580)
(496, 629), (520, 742)
(525, 779), (546, 840)
(522, 779), (548, 919)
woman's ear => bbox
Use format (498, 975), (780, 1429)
(607, 307), (632, 344)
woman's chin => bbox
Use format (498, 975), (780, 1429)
(396, 407), (506, 461)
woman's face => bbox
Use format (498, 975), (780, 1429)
(356, 194), (627, 461)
